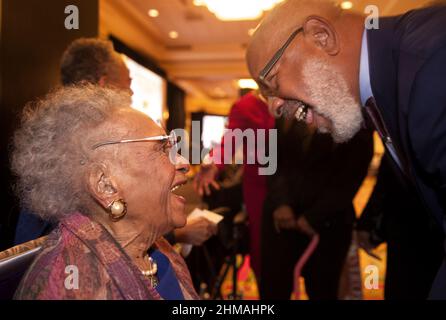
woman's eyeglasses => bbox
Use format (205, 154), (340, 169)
(92, 130), (178, 150)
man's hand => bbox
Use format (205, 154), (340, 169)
(357, 230), (381, 261)
(295, 215), (317, 237)
(273, 205), (297, 232)
(193, 163), (220, 196)
(174, 217), (218, 246)
(273, 206), (318, 237)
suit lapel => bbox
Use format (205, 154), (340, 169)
(367, 16), (416, 183)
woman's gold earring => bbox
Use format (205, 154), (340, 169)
(108, 199), (127, 221)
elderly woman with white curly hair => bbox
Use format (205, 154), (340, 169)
(11, 84), (198, 300)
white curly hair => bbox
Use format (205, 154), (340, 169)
(11, 84), (131, 221)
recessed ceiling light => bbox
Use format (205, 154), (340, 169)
(340, 1), (353, 10)
(193, 0), (284, 21)
(148, 9), (159, 17)
(169, 31), (179, 39)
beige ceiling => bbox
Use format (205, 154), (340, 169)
(100, 0), (434, 113)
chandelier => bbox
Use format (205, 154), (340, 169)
(193, 0), (284, 21)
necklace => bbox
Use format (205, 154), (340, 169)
(141, 255), (159, 288)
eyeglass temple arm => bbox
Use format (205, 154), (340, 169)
(92, 135), (170, 150)
(259, 27), (304, 81)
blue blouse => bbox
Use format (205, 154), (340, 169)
(151, 249), (185, 300)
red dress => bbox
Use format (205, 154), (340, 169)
(210, 92), (275, 281)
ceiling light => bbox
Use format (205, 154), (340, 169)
(340, 1), (353, 10)
(194, 0), (284, 21)
(148, 9), (159, 17)
(238, 79), (259, 90)
(169, 31), (179, 39)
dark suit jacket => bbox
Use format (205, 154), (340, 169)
(357, 153), (444, 299)
(358, 152), (444, 248)
(264, 119), (373, 231)
(367, 6), (446, 231)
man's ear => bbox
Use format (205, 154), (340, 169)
(86, 163), (120, 209)
(303, 16), (340, 56)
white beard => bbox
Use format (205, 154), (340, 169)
(302, 58), (364, 143)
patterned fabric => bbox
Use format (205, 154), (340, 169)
(14, 212), (199, 300)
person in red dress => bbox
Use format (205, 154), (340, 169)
(194, 90), (275, 281)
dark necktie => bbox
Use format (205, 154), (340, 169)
(364, 97), (408, 177)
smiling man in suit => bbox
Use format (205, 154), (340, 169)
(246, 0), (446, 298)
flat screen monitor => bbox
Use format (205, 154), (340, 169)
(201, 115), (228, 150)
(123, 55), (166, 126)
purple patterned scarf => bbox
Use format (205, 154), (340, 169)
(14, 212), (199, 300)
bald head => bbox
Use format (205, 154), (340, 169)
(247, 0), (344, 78)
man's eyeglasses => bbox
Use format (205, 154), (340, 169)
(258, 27), (304, 82)
(92, 130), (178, 150)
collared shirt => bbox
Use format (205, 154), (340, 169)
(359, 29), (374, 106)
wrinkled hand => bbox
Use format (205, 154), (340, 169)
(174, 217), (218, 246)
(357, 230), (381, 261)
(193, 163), (220, 196)
(273, 205), (297, 232)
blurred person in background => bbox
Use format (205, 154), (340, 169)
(194, 90), (275, 282)
(261, 118), (373, 300)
